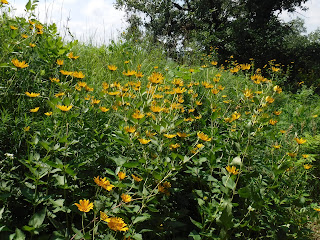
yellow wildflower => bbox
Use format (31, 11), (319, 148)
(170, 143), (180, 149)
(21, 34), (28, 39)
(197, 132), (211, 141)
(132, 110), (145, 119)
(271, 66), (280, 72)
(91, 99), (101, 104)
(121, 194), (132, 203)
(273, 110), (282, 115)
(93, 176), (115, 191)
(54, 92), (65, 98)
(266, 96), (274, 104)
(177, 132), (189, 138)
(135, 72), (144, 78)
(273, 85), (282, 93)
(72, 71), (85, 79)
(44, 112), (52, 116)
(302, 154), (309, 158)
(132, 174), (142, 182)
(67, 52), (79, 59)
(56, 105), (72, 112)
(108, 65), (117, 71)
(30, 107), (39, 113)
(59, 70), (73, 76)
(211, 88), (220, 94)
(231, 112), (241, 121)
(12, 59), (29, 68)
(74, 199), (93, 213)
(148, 72), (164, 84)
(287, 152), (297, 157)
(163, 134), (176, 139)
(123, 70), (137, 76)
(226, 165), (239, 175)
(118, 171), (126, 180)
(150, 105), (163, 113)
(29, 43), (36, 47)
(295, 138), (307, 145)
(25, 92), (40, 97)
(240, 63), (251, 70)
(243, 89), (253, 98)
(269, 119), (278, 125)
(50, 77), (60, 83)
(56, 59), (64, 65)
(303, 164), (312, 170)
(217, 85), (225, 91)
(24, 126), (30, 132)
(107, 217), (129, 232)
(100, 211), (110, 222)
(196, 143), (204, 149)
(158, 184), (170, 196)
(273, 145), (281, 149)
(124, 126), (136, 133)
(10, 25), (18, 30)
(138, 139), (151, 144)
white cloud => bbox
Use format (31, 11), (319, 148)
(10, 0), (127, 45)
(279, 0), (320, 33)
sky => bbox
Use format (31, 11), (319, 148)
(9, 0), (320, 45)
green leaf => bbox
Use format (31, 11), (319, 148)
(174, 118), (184, 127)
(132, 214), (151, 224)
(152, 171), (162, 180)
(231, 156), (242, 166)
(10, 228), (25, 240)
(0, 207), (4, 219)
(25, 0), (32, 11)
(123, 161), (140, 168)
(28, 208), (46, 228)
(190, 217), (202, 229)
(189, 230), (202, 240)
(238, 187), (250, 198)
(132, 233), (143, 240)
(22, 225), (35, 232)
(217, 199), (233, 229)
(222, 176), (236, 190)
(110, 156), (127, 166)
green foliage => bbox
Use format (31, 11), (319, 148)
(116, 0), (320, 92)
(0, 1), (320, 240)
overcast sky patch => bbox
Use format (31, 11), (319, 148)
(9, 0), (320, 45)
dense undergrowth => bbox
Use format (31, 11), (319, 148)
(1, 1), (320, 239)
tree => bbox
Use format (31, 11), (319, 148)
(115, 0), (308, 61)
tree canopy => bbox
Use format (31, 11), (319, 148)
(116, 0), (320, 92)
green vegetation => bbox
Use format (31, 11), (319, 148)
(1, 1), (320, 239)
(116, 0), (320, 92)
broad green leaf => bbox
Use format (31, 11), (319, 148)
(132, 233), (143, 240)
(110, 156), (127, 166)
(25, 0), (31, 11)
(28, 208), (46, 228)
(190, 217), (202, 229)
(10, 228), (25, 240)
(222, 176), (236, 190)
(123, 161), (140, 168)
(189, 230), (202, 240)
(132, 214), (151, 224)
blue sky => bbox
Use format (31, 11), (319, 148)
(10, 0), (320, 45)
